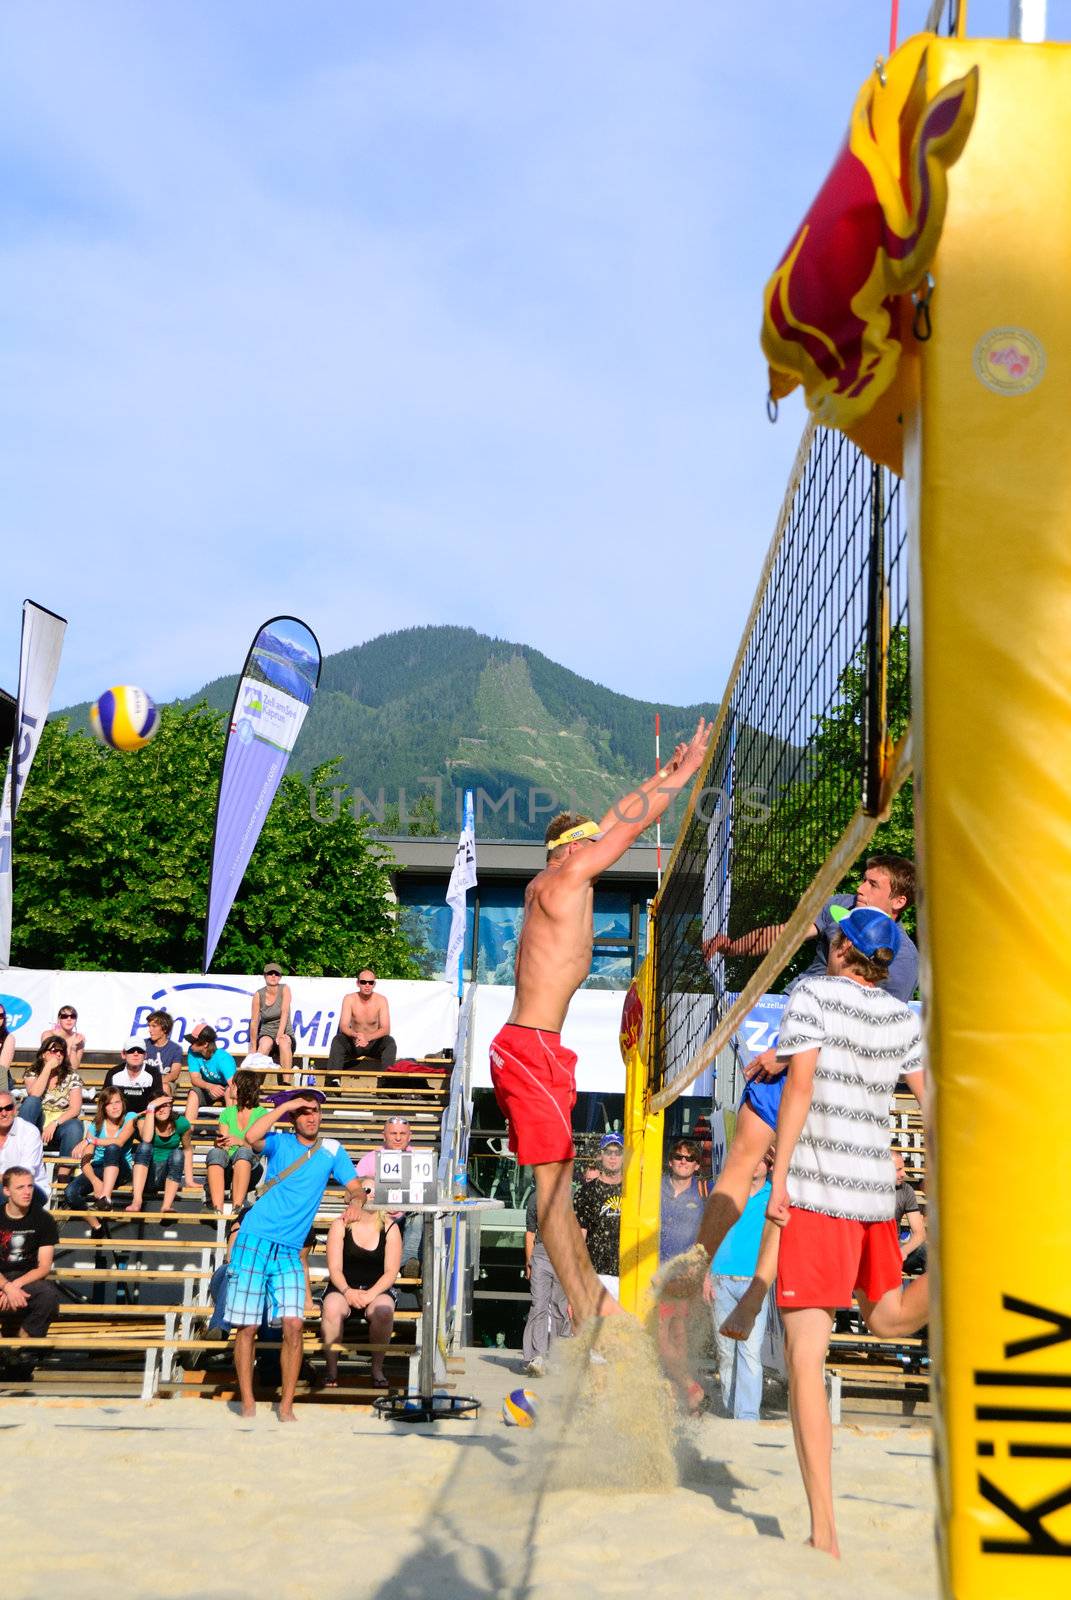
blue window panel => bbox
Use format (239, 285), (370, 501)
(593, 888), (632, 941)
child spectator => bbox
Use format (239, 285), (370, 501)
(205, 1065), (270, 1212)
(143, 1011), (184, 1089)
(319, 1177), (401, 1388)
(19, 1036), (84, 1162)
(0, 1166), (60, 1338)
(127, 1095), (191, 1215)
(64, 1086), (137, 1220)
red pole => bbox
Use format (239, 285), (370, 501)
(889, 0), (899, 54)
(654, 713), (662, 885)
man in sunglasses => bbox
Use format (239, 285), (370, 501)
(326, 968), (397, 1079)
(0, 1094), (49, 1202)
(489, 717), (711, 1328)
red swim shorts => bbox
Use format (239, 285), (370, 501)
(776, 1206), (901, 1310)
(489, 1024), (577, 1166)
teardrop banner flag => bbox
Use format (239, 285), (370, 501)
(203, 616), (322, 971)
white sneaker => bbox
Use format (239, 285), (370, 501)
(524, 1356), (547, 1378)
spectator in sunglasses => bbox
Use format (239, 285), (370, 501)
(0, 1005), (15, 1094)
(0, 1091), (49, 1201)
(326, 969), (396, 1080)
(41, 1005), (85, 1072)
(19, 1036), (84, 1164)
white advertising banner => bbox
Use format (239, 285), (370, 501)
(0, 601), (67, 965)
(0, 969), (459, 1060)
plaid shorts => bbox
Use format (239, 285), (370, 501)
(226, 1231), (306, 1327)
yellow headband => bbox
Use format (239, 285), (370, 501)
(547, 820), (602, 849)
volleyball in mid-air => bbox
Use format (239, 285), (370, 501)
(90, 686), (160, 751)
(501, 1387), (538, 1427)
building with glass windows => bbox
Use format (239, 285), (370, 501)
(388, 837), (658, 989)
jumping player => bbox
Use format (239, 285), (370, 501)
(490, 719), (711, 1325)
(767, 904), (927, 1557)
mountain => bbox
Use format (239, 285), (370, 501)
(54, 625), (720, 839)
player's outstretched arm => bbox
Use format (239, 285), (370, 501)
(570, 718), (711, 881)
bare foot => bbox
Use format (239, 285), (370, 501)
(806, 1534), (841, 1560)
(719, 1279), (768, 1342)
(278, 1407), (298, 1423)
(240, 1401), (256, 1420)
(124, 1202), (140, 1213)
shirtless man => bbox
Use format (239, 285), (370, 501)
(490, 719), (711, 1325)
(327, 968), (397, 1078)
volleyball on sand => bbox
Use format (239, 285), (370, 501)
(90, 686), (160, 751)
(501, 1387), (538, 1427)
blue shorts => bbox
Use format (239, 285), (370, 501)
(740, 1074), (785, 1132)
(226, 1231), (306, 1327)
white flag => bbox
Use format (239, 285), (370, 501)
(0, 601), (68, 966)
(445, 789), (477, 994)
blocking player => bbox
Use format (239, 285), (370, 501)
(766, 905), (927, 1557)
(688, 856), (918, 1308)
(490, 719), (711, 1325)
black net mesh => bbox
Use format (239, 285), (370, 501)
(651, 425), (909, 1099)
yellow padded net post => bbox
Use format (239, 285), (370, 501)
(908, 34), (1071, 1595)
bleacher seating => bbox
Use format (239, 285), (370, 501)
(1, 1051), (452, 1408)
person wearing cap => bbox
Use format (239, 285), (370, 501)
(686, 857), (920, 1304)
(573, 1133), (625, 1302)
(182, 1025), (238, 1120)
(765, 906), (927, 1558)
(488, 718), (711, 1327)
(249, 963), (296, 1085)
(104, 1039), (164, 1119)
(230, 1087), (365, 1421)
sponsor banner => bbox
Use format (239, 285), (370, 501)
(204, 617), (322, 970)
(0, 970), (458, 1060)
(0, 601), (67, 966)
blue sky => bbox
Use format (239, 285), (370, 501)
(1, 0), (1043, 711)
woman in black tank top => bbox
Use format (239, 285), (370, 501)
(320, 1180), (401, 1388)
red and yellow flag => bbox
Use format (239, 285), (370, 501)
(761, 37), (977, 471)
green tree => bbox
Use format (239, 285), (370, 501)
(11, 705), (421, 978)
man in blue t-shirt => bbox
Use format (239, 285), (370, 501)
(182, 1025), (238, 1121)
(229, 1088), (363, 1421)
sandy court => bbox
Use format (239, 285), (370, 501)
(11, 1346), (937, 1600)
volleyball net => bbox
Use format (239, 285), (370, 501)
(649, 422), (912, 1115)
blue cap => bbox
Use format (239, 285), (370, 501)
(599, 1132), (624, 1150)
(829, 904), (902, 962)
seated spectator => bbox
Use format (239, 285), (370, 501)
(0, 1090), (48, 1202)
(127, 1095), (191, 1214)
(41, 1004), (85, 1072)
(0, 1166), (60, 1339)
(250, 962), (296, 1084)
(183, 1025), (238, 1127)
(327, 969), (397, 1079)
(64, 1087), (137, 1220)
(320, 1176), (401, 1388)
(703, 1155), (773, 1421)
(18, 1036), (84, 1163)
(104, 1039), (164, 1118)
(356, 1116), (423, 1275)
(143, 1011), (184, 1089)
(205, 1064), (271, 1213)
(0, 1003), (15, 1093)
(894, 1149), (927, 1273)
